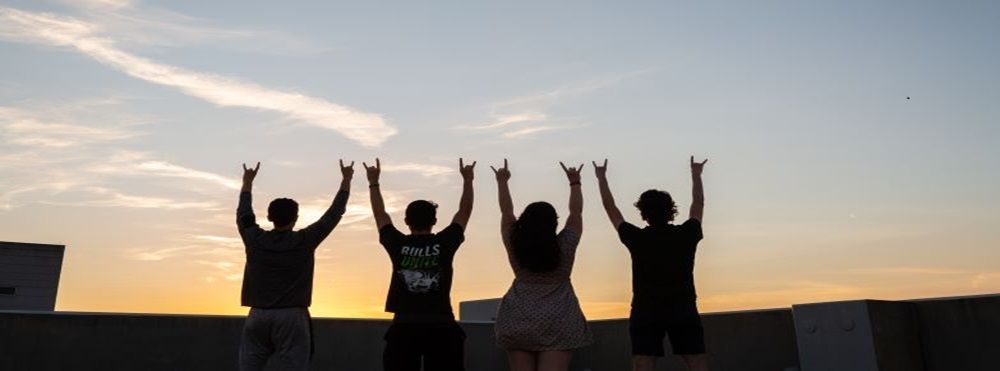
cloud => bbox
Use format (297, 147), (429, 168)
(501, 125), (564, 139)
(57, 187), (220, 209)
(493, 69), (651, 109)
(0, 7), (396, 147)
(458, 112), (547, 131)
(59, 0), (134, 10)
(0, 107), (136, 147)
(457, 71), (646, 139)
(382, 163), (454, 178)
(131, 246), (198, 261)
(89, 152), (242, 191)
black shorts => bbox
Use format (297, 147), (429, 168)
(628, 300), (705, 357)
(383, 320), (466, 371)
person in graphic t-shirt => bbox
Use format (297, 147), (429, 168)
(236, 160), (353, 371)
(363, 158), (476, 371)
(594, 157), (710, 371)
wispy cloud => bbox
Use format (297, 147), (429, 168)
(0, 105), (230, 210)
(501, 125), (564, 139)
(458, 71), (647, 139)
(458, 112), (547, 131)
(493, 70), (649, 109)
(89, 152), (241, 190)
(382, 163), (454, 178)
(0, 107), (136, 147)
(0, 7), (396, 147)
(58, 0), (134, 10)
(62, 187), (220, 209)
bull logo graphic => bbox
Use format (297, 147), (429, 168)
(398, 269), (440, 293)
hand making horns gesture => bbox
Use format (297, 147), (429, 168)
(459, 158), (476, 181)
(362, 158), (381, 184)
(560, 161), (584, 184)
(242, 162), (261, 184)
(690, 156), (708, 176)
(490, 159), (511, 182)
(339, 159), (355, 179)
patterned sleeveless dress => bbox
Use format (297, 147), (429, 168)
(495, 227), (594, 350)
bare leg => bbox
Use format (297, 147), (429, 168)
(536, 350), (572, 371)
(508, 350), (537, 371)
(681, 354), (709, 371)
(632, 355), (656, 371)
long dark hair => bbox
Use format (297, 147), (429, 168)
(510, 202), (560, 273)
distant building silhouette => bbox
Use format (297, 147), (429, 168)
(0, 241), (64, 311)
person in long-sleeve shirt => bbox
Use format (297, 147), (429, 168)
(236, 160), (353, 371)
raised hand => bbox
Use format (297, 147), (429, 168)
(363, 158), (381, 184)
(459, 158), (476, 181)
(690, 156), (708, 176)
(339, 159), (355, 180)
(592, 159), (608, 179)
(490, 159), (511, 182)
(242, 162), (260, 184)
(560, 161), (584, 184)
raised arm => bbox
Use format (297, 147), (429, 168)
(560, 162), (584, 233)
(299, 160), (353, 242)
(364, 158), (393, 229)
(490, 159), (515, 230)
(593, 159), (625, 228)
(451, 158), (475, 228)
(237, 162), (262, 237)
(689, 156), (707, 222)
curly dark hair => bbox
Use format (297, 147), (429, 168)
(509, 202), (561, 273)
(634, 189), (677, 224)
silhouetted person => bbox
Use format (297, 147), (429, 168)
(491, 160), (593, 371)
(236, 161), (353, 371)
(594, 157), (709, 371)
(364, 158), (475, 371)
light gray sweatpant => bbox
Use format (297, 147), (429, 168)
(239, 307), (311, 371)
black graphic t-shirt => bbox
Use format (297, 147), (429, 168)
(618, 218), (703, 306)
(380, 223), (465, 316)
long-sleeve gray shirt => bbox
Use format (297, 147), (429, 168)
(237, 190), (349, 308)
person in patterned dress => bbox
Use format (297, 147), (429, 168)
(490, 159), (594, 371)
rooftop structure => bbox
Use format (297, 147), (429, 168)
(0, 241), (65, 311)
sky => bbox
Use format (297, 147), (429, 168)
(0, 0), (998, 319)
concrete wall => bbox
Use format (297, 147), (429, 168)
(791, 295), (1000, 371)
(573, 308), (800, 371)
(909, 295), (1000, 371)
(1, 294), (994, 370)
(0, 307), (798, 371)
(0, 242), (64, 311)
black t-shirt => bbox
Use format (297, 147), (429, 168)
(380, 223), (465, 316)
(618, 218), (703, 305)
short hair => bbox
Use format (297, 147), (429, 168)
(405, 200), (438, 231)
(267, 198), (299, 228)
(634, 189), (677, 224)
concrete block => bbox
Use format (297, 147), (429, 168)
(792, 300), (923, 371)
